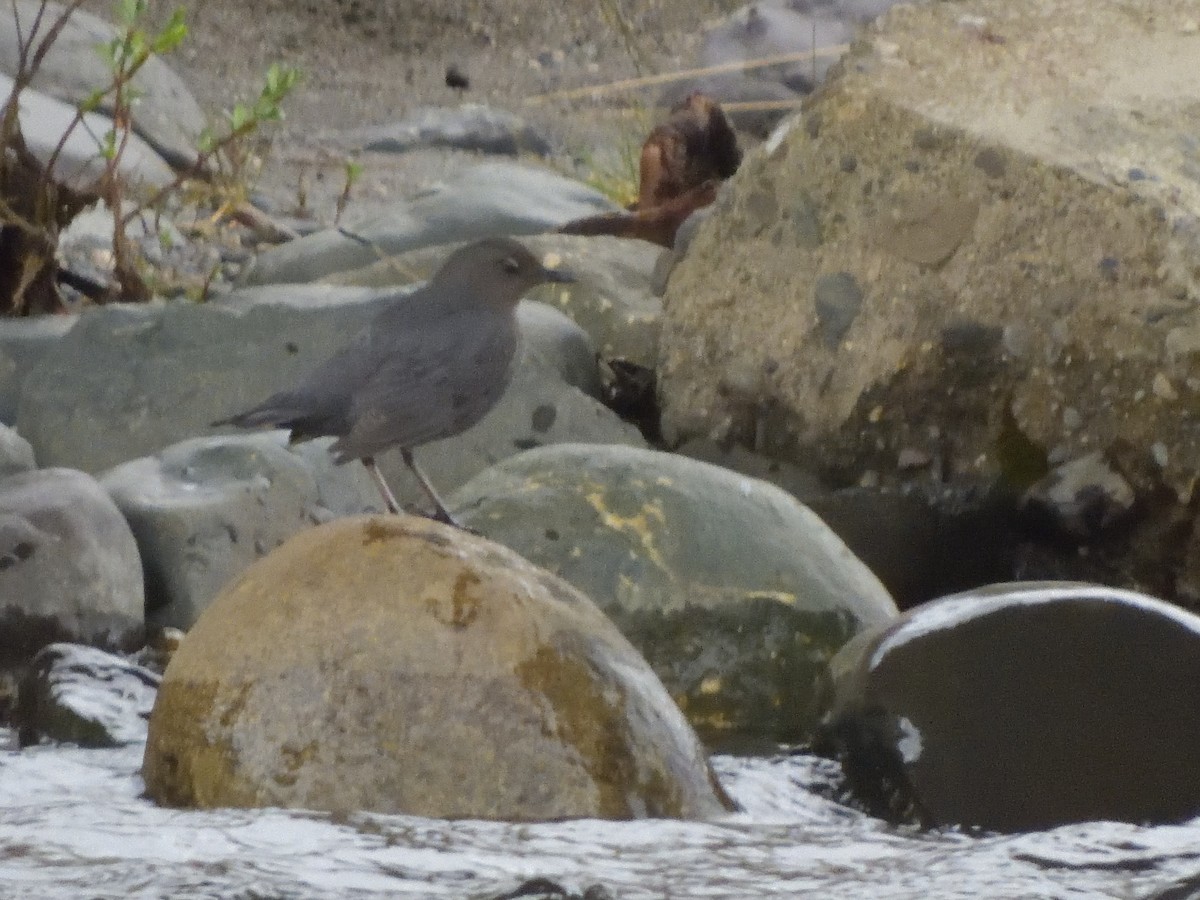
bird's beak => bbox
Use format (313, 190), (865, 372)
(543, 266), (575, 284)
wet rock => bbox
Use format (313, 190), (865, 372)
(344, 105), (552, 157)
(15, 643), (159, 748)
(659, 0), (1200, 600)
(101, 434), (377, 629)
(240, 163), (619, 286)
(819, 582), (1200, 831)
(1021, 451), (1137, 542)
(0, 314), (76, 426)
(143, 515), (734, 821)
(0, 423), (35, 479)
(0, 0), (206, 170)
(451, 443), (897, 741)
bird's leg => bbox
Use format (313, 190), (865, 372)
(401, 448), (464, 529)
(362, 456), (400, 514)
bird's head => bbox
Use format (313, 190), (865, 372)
(434, 238), (574, 306)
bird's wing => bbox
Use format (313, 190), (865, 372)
(329, 309), (517, 462)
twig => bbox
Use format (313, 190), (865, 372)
(526, 46), (849, 105)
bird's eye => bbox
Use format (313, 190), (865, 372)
(502, 256), (520, 274)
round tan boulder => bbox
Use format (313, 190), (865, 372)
(142, 515), (733, 821)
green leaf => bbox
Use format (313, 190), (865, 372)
(152, 9), (188, 54)
(227, 103), (250, 131)
(197, 127), (217, 154)
(79, 89), (107, 114)
(100, 128), (118, 160)
(116, 0), (147, 27)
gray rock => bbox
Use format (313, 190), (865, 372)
(15, 642), (159, 747)
(345, 105), (552, 157)
(451, 443), (897, 741)
(0, 313), (76, 425)
(239, 162), (620, 286)
(0, 423), (35, 479)
(101, 433), (378, 629)
(0, 72), (174, 193)
(820, 581), (1200, 830)
(0, 0), (206, 169)
(0, 468), (144, 659)
(17, 290), (394, 475)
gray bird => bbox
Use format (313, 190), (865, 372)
(214, 237), (573, 527)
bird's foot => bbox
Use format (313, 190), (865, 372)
(424, 506), (479, 535)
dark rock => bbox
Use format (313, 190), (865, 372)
(345, 105), (552, 157)
(819, 581), (1200, 831)
(15, 642), (158, 747)
(1021, 451), (1136, 542)
(814, 272), (864, 347)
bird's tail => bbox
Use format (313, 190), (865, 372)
(211, 402), (297, 430)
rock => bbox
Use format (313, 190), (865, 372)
(0, 468), (144, 676)
(143, 515), (734, 821)
(240, 163), (620, 286)
(343, 105), (552, 157)
(0, 313), (76, 425)
(327, 233), (665, 370)
(0, 0), (206, 169)
(659, 0), (1200, 600)
(700, 3), (856, 94)
(101, 433), (379, 629)
(819, 582), (1200, 831)
(0, 73), (174, 193)
(16, 291), (388, 474)
(0, 423), (35, 479)
(1021, 451), (1136, 542)
(17, 287), (643, 512)
(450, 443), (897, 741)
(15, 643), (159, 748)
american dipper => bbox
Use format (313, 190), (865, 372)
(214, 237), (573, 527)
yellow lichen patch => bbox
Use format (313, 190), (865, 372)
(583, 489), (668, 570)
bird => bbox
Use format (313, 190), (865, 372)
(445, 64), (470, 95)
(213, 237), (573, 528)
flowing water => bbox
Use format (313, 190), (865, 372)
(2, 731), (1199, 899)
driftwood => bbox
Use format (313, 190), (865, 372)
(559, 92), (742, 248)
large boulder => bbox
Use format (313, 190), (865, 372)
(451, 444), (897, 741)
(143, 515), (734, 821)
(658, 0), (1200, 599)
(819, 582), (1200, 831)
